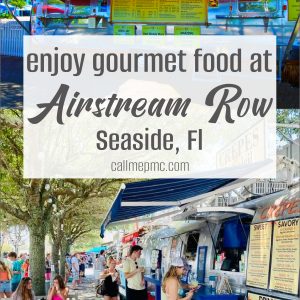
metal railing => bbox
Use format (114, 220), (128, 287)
(211, 180), (288, 207)
(251, 180), (288, 195)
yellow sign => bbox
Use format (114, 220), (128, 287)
(142, 25), (166, 35)
(248, 292), (281, 300)
(270, 218), (300, 295)
(174, 26), (201, 35)
(113, 25), (136, 35)
(288, 0), (300, 21)
(246, 222), (272, 289)
(112, 0), (207, 24)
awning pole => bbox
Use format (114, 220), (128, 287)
(238, 215), (248, 240)
(206, 221), (217, 256)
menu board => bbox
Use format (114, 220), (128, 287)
(142, 25), (166, 35)
(288, 0), (300, 21)
(248, 292), (282, 300)
(269, 218), (300, 295)
(174, 26), (201, 35)
(111, 0), (207, 24)
(113, 25), (136, 35)
(246, 222), (272, 289)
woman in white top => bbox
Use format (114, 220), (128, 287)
(162, 258), (194, 300)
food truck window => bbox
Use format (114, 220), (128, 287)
(185, 233), (200, 261)
(215, 217), (251, 272)
(237, 0), (279, 13)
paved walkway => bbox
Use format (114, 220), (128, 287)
(0, 55), (23, 108)
(68, 268), (99, 300)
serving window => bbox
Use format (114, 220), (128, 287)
(184, 232), (200, 261)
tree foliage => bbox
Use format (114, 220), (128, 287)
(277, 109), (300, 141)
(0, 109), (134, 292)
(9, 0), (26, 9)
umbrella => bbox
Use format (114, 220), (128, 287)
(33, 5), (65, 14)
(62, 0), (94, 6)
(86, 246), (107, 253)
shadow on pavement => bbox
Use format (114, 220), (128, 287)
(0, 55), (23, 108)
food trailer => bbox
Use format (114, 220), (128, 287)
(100, 174), (299, 299)
(138, 186), (299, 300)
(140, 207), (255, 300)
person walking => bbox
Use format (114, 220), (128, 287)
(7, 252), (22, 292)
(123, 245), (147, 300)
(71, 253), (80, 289)
(162, 258), (194, 300)
(18, 254), (26, 278)
(45, 253), (52, 281)
(99, 250), (106, 272)
(79, 256), (86, 278)
(22, 259), (30, 278)
(47, 274), (69, 300)
(0, 260), (12, 298)
(99, 259), (120, 300)
(64, 262), (70, 284)
(12, 277), (35, 300)
(95, 250), (106, 284)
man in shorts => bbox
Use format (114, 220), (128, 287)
(71, 253), (80, 289)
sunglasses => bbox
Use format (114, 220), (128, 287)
(135, 262), (139, 269)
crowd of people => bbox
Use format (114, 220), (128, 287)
(0, 251), (90, 300)
(96, 245), (198, 300)
(64, 253), (91, 290)
(0, 247), (198, 300)
(0, 252), (29, 298)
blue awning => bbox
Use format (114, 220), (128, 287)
(86, 246), (107, 253)
(100, 178), (238, 238)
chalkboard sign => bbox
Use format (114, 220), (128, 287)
(197, 246), (207, 283)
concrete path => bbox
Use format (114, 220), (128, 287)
(68, 268), (99, 300)
(0, 55), (23, 108)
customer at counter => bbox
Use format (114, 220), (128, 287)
(162, 258), (195, 300)
(123, 245), (147, 300)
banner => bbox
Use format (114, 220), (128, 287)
(288, 0), (300, 21)
(270, 218), (300, 295)
(111, 0), (207, 23)
(23, 36), (276, 178)
(246, 222), (272, 289)
(252, 195), (300, 224)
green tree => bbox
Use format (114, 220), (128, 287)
(0, 110), (133, 294)
(9, 0), (26, 9)
(48, 179), (122, 275)
(0, 110), (50, 295)
(277, 109), (300, 142)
